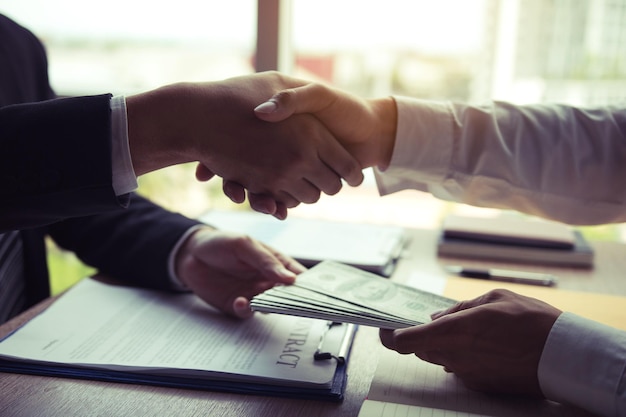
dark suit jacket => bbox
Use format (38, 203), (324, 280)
(0, 14), (200, 315)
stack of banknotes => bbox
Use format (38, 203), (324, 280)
(251, 261), (457, 329)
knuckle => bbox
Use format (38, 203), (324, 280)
(273, 89), (298, 106)
(482, 288), (515, 302)
(266, 70), (280, 79)
(231, 234), (255, 251)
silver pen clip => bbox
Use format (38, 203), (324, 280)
(314, 321), (354, 363)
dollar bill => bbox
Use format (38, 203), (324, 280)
(252, 286), (419, 328)
(251, 261), (457, 329)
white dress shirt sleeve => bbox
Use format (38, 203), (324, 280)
(110, 95), (138, 196)
(538, 313), (626, 417)
(375, 96), (626, 415)
(166, 224), (205, 291)
(375, 97), (626, 225)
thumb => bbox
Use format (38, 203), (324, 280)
(254, 83), (334, 122)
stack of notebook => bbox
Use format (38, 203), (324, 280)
(436, 214), (594, 268)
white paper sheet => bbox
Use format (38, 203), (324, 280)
(0, 279), (344, 388)
(359, 348), (597, 417)
(359, 400), (487, 417)
(199, 210), (406, 275)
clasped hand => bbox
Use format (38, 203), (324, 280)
(217, 79), (398, 218)
(126, 72), (366, 220)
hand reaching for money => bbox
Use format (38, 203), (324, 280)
(379, 289), (561, 396)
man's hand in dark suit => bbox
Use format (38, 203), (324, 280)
(173, 226), (305, 318)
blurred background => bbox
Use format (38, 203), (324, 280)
(1, 0), (625, 293)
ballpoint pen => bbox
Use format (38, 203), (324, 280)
(444, 265), (558, 287)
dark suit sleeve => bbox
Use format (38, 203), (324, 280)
(0, 94), (128, 232)
(1, 14), (202, 291)
(0, 15), (126, 231)
(48, 193), (202, 290)
(0, 13), (55, 105)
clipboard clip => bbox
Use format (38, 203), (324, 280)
(313, 321), (353, 364)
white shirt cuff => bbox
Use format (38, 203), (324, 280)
(166, 225), (205, 291)
(538, 312), (626, 416)
(110, 95), (138, 196)
(374, 96), (455, 197)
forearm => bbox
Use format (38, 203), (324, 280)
(126, 83), (197, 176)
(366, 96), (397, 170)
(375, 98), (626, 225)
(49, 193), (200, 290)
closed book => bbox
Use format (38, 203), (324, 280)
(437, 215), (594, 268)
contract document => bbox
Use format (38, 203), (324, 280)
(0, 278), (356, 401)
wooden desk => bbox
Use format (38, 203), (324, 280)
(1, 229), (624, 416)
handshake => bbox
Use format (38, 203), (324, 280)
(126, 71), (398, 219)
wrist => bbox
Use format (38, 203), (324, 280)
(126, 83), (196, 176)
(172, 225), (215, 288)
(369, 97), (397, 170)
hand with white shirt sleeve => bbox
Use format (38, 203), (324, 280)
(173, 226), (305, 318)
(254, 83), (399, 170)
(379, 289), (561, 396)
